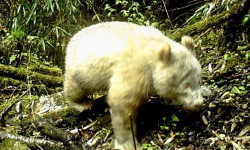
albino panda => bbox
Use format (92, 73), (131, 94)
(64, 22), (204, 150)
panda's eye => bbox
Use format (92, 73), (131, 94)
(184, 83), (190, 89)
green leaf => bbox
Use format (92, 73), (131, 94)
(238, 86), (245, 91)
(22, 53), (27, 56)
(242, 16), (249, 25)
(219, 144), (226, 150)
(27, 35), (38, 41)
(245, 51), (249, 60)
(160, 125), (169, 130)
(162, 117), (167, 121)
(207, 33), (214, 39)
(237, 46), (244, 51)
(171, 114), (179, 122)
(172, 123), (177, 127)
(224, 54), (229, 60)
(232, 86), (241, 94)
(9, 55), (17, 64)
(115, 0), (120, 5)
(104, 4), (110, 10)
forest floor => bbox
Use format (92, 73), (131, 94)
(0, 2), (249, 149)
(0, 32), (249, 150)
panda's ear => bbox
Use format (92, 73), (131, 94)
(181, 36), (195, 51)
(157, 43), (171, 62)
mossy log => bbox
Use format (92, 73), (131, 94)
(34, 115), (76, 143)
(0, 131), (64, 150)
(0, 76), (62, 95)
(41, 95), (110, 130)
(27, 64), (62, 76)
(0, 139), (31, 150)
(32, 115), (83, 150)
(170, 0), (249, 40)
(0, 63), (63, 87)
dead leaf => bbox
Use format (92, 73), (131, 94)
(80, 130), (89, 140)
(238, 126), (250, 136)
(202, 115), (208, 125)
(34, 101), (45, 114)
(231, 122), (237, 132)
(157, 133), (164, 146)
(170, 130), (175, 139)
(230, 141), (242, 150)
(164, 137), (173, 145)
(241, 138), (248, 147)
(82, 120), (98, 130)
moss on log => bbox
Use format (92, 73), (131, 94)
(27, 64), (62, 76)
(0, 76), (62, 95)
(33, 115), (76, 141)
(0, 76), (21, 87)
(0, 131), (64, 150)
(0, 64), (63, 87)
(0, 139), (31, 150)
(170, 0), (249, 40)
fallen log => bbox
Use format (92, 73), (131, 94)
(0, 139), (31, 150)
(0, 76), (62, 95)
(0, 131), (64, 150)
(40, 95), (108, 126)
(33, 115), (83, 150)
(0, 63), (63, 87)
(33, 115), (76, 142)
(27, 64), (62, 76)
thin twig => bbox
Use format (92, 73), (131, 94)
(195, 27), (213, 42)
(9, 83), (22, 98)
(35, 144), (45, 150)
(3, 0), (11, 8)
(39, 81), (49, 96)
(161, 0), (174, 29)
(231, 101), (246, 113)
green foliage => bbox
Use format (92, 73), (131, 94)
(0, 0), (88, 67)
(160, 114), (180, 132)
(231, 86), (246, 95)
(9, 55), (17, 64)
(237, 45), (250, 61)
(160, 125), (169, 131)
(102, 0), (168, 30)
(186, 0), (239, 25)
(218, 144), (226, 150)
(223, 54), (229, 60)
(171, 114), (179, 122)
(0, 139), (30, 150)
(0, 0), (173, 67)
(242, 13), (249, 25)
(141, 143), (157, 150)
(244, 51), (250, 61)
